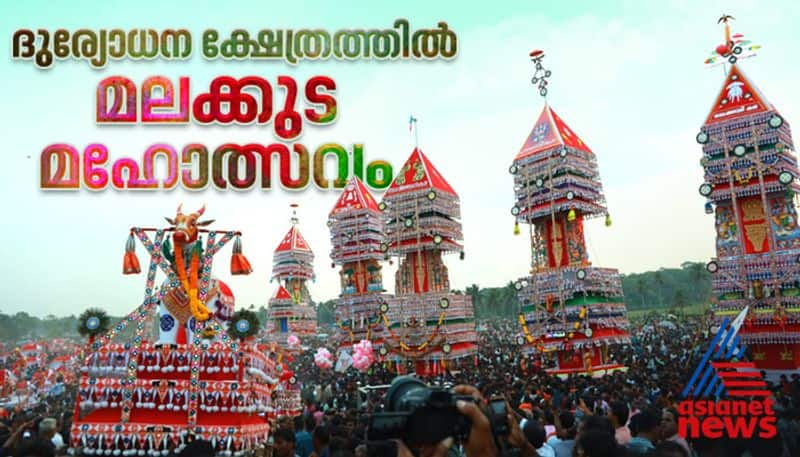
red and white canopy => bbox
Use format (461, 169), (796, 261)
(516, 105), (592, 161)
(330, 177), (380, 215)
(274, 226), (312, 254)
(384, 148), (457, 198)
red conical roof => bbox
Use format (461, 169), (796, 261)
(272, 285), (292, 300)
(516, 106), (592, 161)
(330, 177), (380, 215)
(274, 226), (312, 253)
(704, 64), (775, 125)
(384, 148), (457, 197)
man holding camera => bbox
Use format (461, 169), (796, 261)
(370, 378), (548, 457)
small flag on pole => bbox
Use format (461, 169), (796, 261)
(409, 115), (417, 132)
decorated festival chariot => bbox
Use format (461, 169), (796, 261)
(70, 205), (280, 456)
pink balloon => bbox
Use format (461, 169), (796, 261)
(314, 347), (333, 370)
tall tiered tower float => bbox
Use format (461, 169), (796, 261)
(696, 18), (800, 377)
(380, 147), (477, 375)
(510, 51), (630, 377)
(266, 205), (317, 344)
(328, 177), (388, 351)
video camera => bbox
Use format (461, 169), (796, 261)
(366, 375), (518, 456)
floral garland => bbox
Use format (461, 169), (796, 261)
(173, 239), (209, 321)
(334, 312), (382, 344)
(382, 312), (447, 357)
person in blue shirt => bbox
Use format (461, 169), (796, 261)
(545, 411), (577, 457)
(294, 415), (314, 457)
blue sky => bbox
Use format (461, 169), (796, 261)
(1, 0), (798, 316)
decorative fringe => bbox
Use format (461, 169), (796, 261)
(513, 222), (521, 235)
(230, 236), (253, 275)
(123, 234), (141, 275)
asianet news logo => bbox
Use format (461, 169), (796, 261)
(678, 308), (776, 439)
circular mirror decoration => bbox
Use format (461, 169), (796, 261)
(427, 190), (437, 201)
(378, 202), (387, 211)
(566, 191), (575, 200)
(78, 308), (110, 338)
(439, 297), (450, 309)
(779, 171), (794, 186)
(699, 183), (713, 197)
(86, 317), (100, 331)
(509, 164), (519, 175)
(404, 218), (414, 228)
(235, 319), (250, 333)
(289, 376), (297, 385)
(227, 310), (260, 340)
(442, 343), (452, 354)
(535, 178), (545, 188)
(433, 234), (443, 245)
(379, 303), (389, 314)
(380, 243), (389, 252)
(769, 115), (784, 129)
(576, 269), (587, 280)
(559, 149), (568, 158)
(515, 281), (523, 291)
(511, 206), (521, 216)
(516, 336), (525, 346)
(379, 346), (388, 356)
(706, 261), (719, 273)
(584, 328), (593, 338)
(733, 144), (746, 157)
(696, 132), (709, 144)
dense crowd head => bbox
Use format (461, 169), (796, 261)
(2, 314), (800, 456)
(278, 315), (800, 456)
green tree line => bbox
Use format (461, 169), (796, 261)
(317, 261), (712, 321)
(0, 263), (711, 342)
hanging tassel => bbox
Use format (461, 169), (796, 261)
(175, 324), (187, 345)
(513, 222), (521, 235)
(230, 235), (253, 275)
(605, 214), (612, 227)
(567, 209), (576, 222)
(123, 234), (141, 275)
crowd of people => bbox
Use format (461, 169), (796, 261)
(277, 315), (800, 457)
(1, 314), (800, 457)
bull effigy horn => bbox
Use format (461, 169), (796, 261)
(177, 203), (183, 214)
(196, 204), (206, 216)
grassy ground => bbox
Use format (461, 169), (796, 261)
(627, 302), (709, 319)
